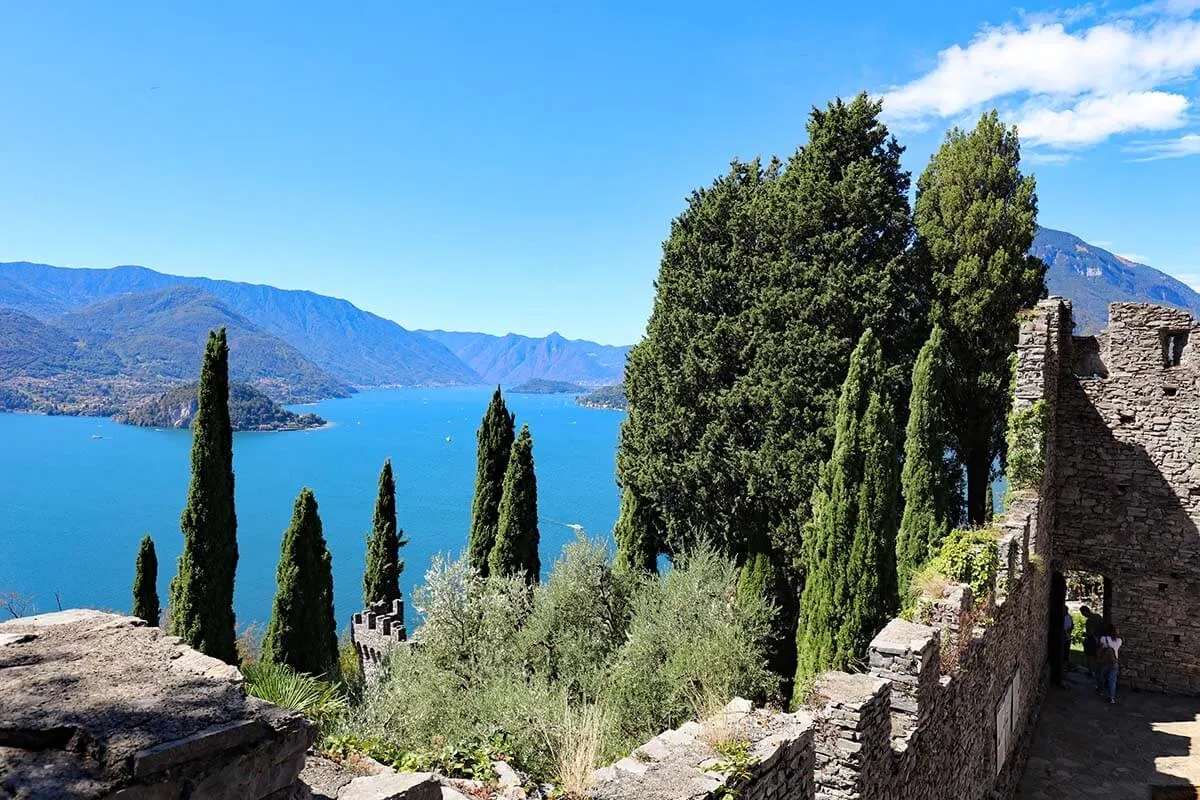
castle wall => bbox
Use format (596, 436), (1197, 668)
(350, 598), (408, 680)
(1055, 303), (1200, 694)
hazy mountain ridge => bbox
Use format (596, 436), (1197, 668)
(0, 287), (350, 415)
(418, 329), (630, 386)
(0, 261), (479, 387)
(1035, 227), (1200, 334)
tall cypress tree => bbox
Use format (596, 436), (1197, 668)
(915, 111), (1044, 524)
(262, 488), (339, 679)
(132, 535), (160, 627)
(616, 96), (923, 696)
(169, 328), (238, 664)
(896, 326), (953, 590)
(613, 486), (658, 574)
(796, 330), (900, 681)
(363, 459), (407, 607)
(490, 424), (540, 583)
(468, 387), (515, 577)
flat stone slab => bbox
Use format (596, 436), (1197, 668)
(0, 610), (314, 799)
(338, 771), (441, 800)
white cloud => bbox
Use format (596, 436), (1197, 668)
(883, 10), (1200, 154)
(1022, 149), (1078, 164)
(1117, 252), (1152, 262)
(1125, 131), (1200, 157)
(1017, 91), (1189, 146)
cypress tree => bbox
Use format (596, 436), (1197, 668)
(132, 534), (160, 627)
(468, 387), (515, 576)
(915, 111), (1044, 524)
(896, 326), (953, 590)
(169, 328), (238, 664)
(262, 488), (339, 679)
(613, 485), (658, 574)
(796, 330), (900, 681)
(363, 459), (407, 607)
(490, 424), (540, 583)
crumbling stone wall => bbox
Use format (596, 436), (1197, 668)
(350, 597), (408, 679)
(1056, 302), (1200, 694)
(589, 298), (1070, 800)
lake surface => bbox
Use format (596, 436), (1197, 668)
(0, 388), (624, 629)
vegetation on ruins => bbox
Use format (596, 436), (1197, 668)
(168, 328), (239, 664)
(795, 331), (900, 681)
(896, 326), (954, 591)
(613, 486), (659, 574)
(332, 538), (773, 786)
(132, 534), (160, 627)
(490, 424), (541, 582)
(467, 387), (516, 577)
(363, 459), (406, 607)
(910, 528), (1000, 610)
(262, 488), (340, 680)
(1005, 398), (1049, 491)
(915, 111), (1045, 524)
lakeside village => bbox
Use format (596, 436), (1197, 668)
(2, 97), (1199, 800)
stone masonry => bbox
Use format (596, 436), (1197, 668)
(1056, 302), (1200, 694)
(0, 609), (314, 799)
(350, 598), (407, 679)
(591, 297), (1074, 800)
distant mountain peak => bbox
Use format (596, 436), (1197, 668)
(1034, 226), (1200, 335)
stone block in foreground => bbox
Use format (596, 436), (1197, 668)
(0, 610), (314, 799)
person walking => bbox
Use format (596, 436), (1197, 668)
(1095, 624), (1123, 704)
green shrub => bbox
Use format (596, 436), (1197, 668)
(1005, 399), (1048, 490)
(337, 539), (773, 787)
(925, 528), (999, 607)
(243, 660), (347, 733)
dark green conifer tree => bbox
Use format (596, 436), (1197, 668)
(363, 459), (407, 607)
(132, 534), (160, 627)
(796, 331), (900, 681)
(915, 111), (1045, 524)
(169, 328), (238, 664)
(896, 326), (953, 590)
(613, 486), (659, 574)
(490, 424), (540, 583)
(262, 488), (339, 679)
(468, 387), (515, 576)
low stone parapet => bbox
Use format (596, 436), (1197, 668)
(0, 609), (314, 799)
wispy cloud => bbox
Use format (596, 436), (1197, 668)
(1125, 131), (1200, 158)
(883, 8), (1200, 156)
(1117, 252), (1152, 263)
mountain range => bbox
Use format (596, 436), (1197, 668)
(1033, 227), (1200, 334)
(1, 226), (1197, 417)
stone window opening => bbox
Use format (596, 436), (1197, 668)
(1162, 330), (1188, 367)
(1164, 385), (1179, 397)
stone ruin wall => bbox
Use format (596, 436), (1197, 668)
(1056, 302), (1200, 694)
(350, 597), (408, 679)
(591, 297), (1071, 800)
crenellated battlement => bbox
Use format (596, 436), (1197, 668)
(350, 597), (407, 679)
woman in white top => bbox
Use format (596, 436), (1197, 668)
(1095, 624), (1123, 704)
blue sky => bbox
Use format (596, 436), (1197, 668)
(1, 1), (1198, 345)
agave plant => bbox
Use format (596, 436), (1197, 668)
(242, 660), (348, 730)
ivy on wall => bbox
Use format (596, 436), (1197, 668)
(1005, 399), (1048, 490)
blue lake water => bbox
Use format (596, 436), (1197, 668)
(0, 388), (624, 629)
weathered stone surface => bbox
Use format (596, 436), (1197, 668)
(338, 771), (440, 800)
(0, 610), (314, 799)
(1056, 302), (1200, 695)
(350, 599), (408, 681)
